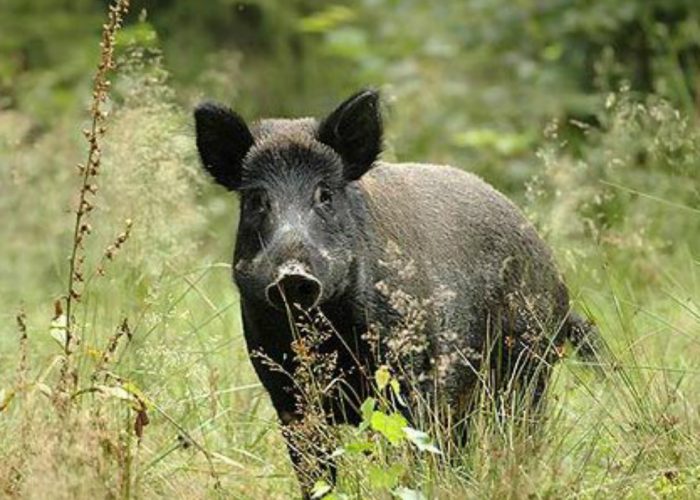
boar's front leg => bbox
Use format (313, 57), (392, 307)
(278, 410), (337, 499)
(248, 362), (338, 497)
(244, 314), (339, 497)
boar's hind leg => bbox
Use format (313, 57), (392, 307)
(489, 310), (560, 426)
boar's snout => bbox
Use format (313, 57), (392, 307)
(265, 261), (322, 311)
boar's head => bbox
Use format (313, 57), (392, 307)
(194, 90), (382, 312)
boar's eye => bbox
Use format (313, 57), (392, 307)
(245, 190), (271, 215)
(313, 184), (333, 208)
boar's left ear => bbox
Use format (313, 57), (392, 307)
(194, 102), (254, 191)
(317, 89), (382, 181)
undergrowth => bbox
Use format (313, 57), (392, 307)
(0, 2), (699, 499)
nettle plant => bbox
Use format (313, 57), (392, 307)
(310, 365), (440, 500)
(256, 300), (444, 500)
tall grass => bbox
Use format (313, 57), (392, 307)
(1, 5), (699, 499)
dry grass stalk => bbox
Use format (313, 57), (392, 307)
(64, 0), (130, 355)
(91, 317), (132, 383)
(95, 218), (133, 277)
(16, 310), (29, 392)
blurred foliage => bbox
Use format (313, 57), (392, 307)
(1, 0), (699, 310)
(2, 0), (700, 188)
(1, 0), (699, 270)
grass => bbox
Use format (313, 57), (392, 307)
(1, 2), (699, 499)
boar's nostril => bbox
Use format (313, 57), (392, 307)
(265, 272), (322, 311)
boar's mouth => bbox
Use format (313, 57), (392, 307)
(264, 261), (323, 311)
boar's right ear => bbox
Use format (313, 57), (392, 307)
(317, 89), (382, 181)
(194, 102), (254, 190)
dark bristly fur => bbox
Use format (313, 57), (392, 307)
(193, 89), (601, 497)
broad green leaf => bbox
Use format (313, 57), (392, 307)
(370, 411), (408, 445)
(369, 463), (404, 490)
(343, 440), (375, 455)
(375, 365), (391, 391)
(358, 397), (376, 431)
(361, 397), (376, 419)
(393, 486), (426, 500)
(311, 479), (332, 499)
(403, 427), (442, 454)
(49, 313), (67, 349)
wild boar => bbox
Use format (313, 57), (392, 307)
(194, 89), (600, 496)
